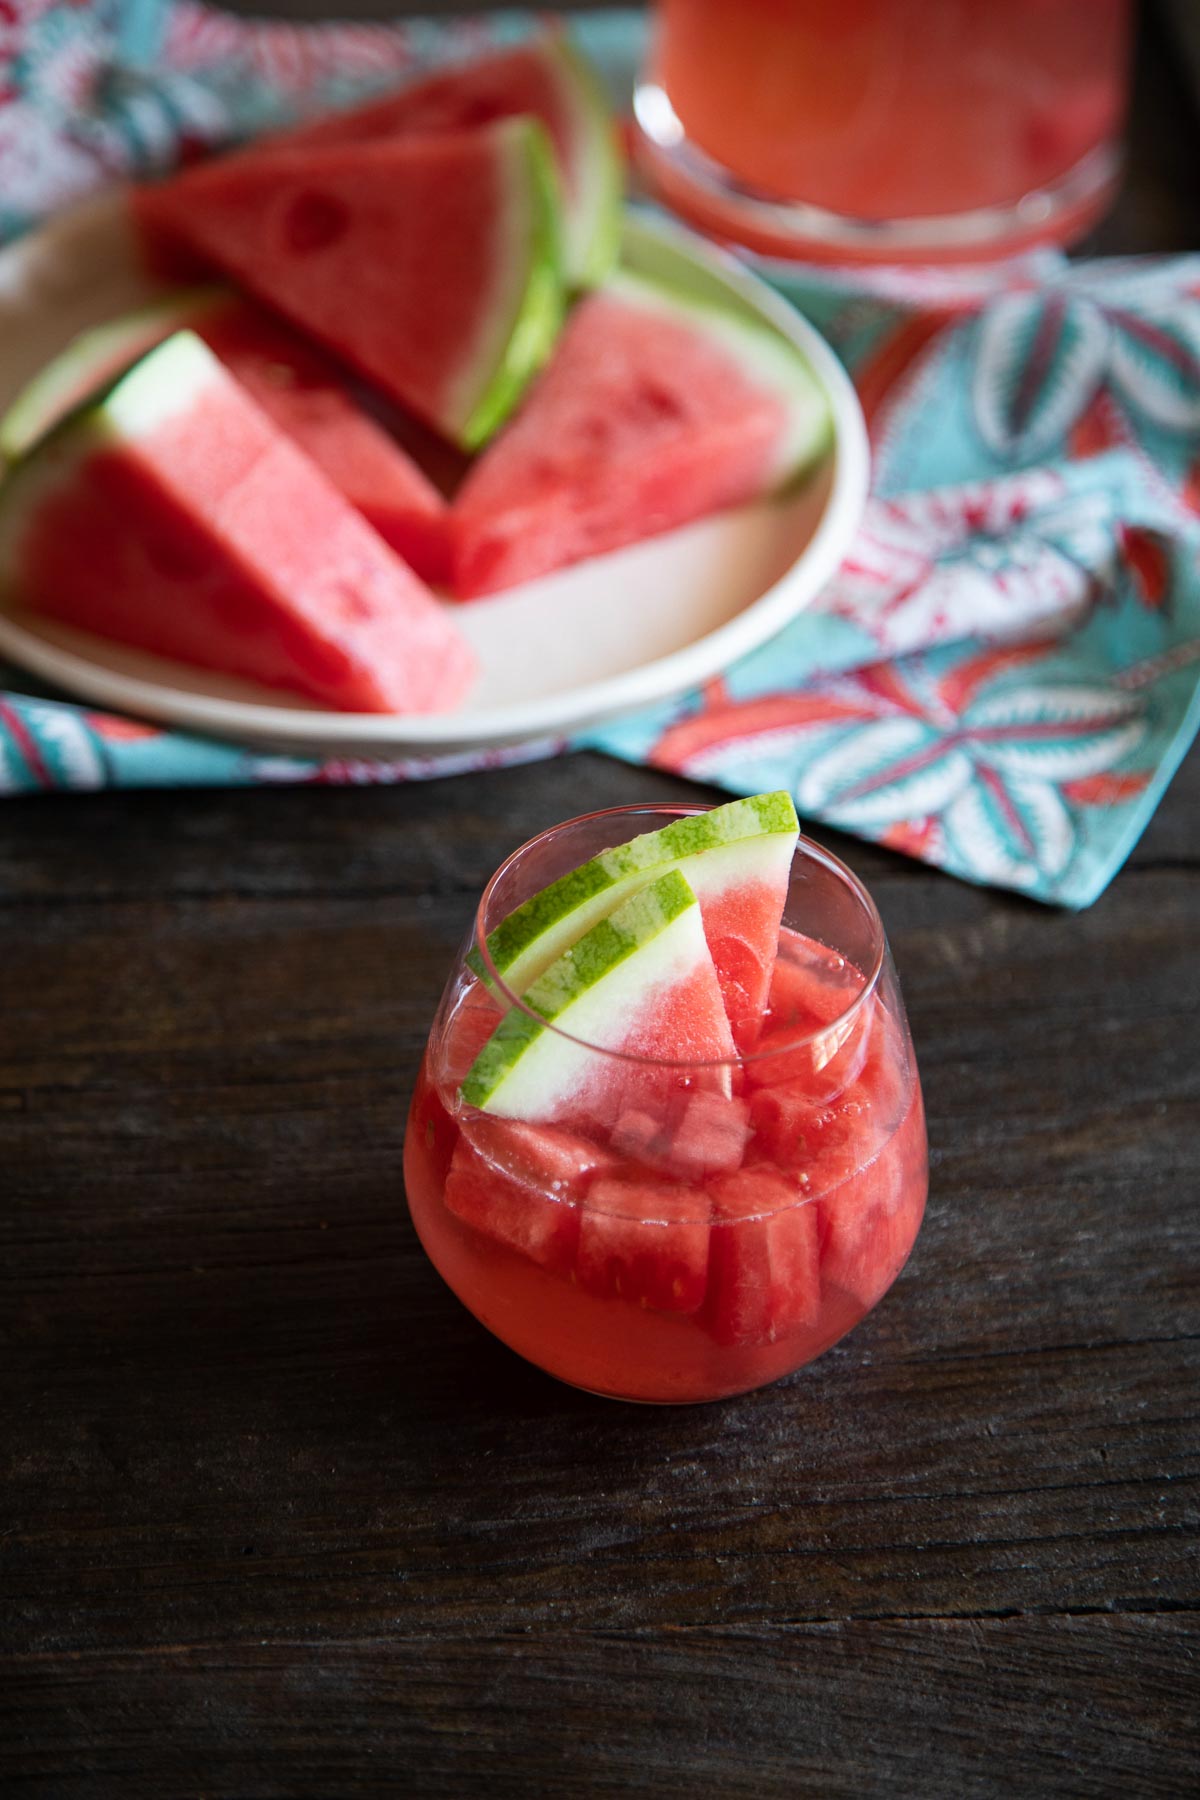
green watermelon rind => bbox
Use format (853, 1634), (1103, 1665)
(0, 288), (229, 467)
(548, 34), (623, 289)
(607, 266), (834, 488)
(461, 867), (700, 1112)
(458, 119), (567, 451)
(470, 790), (800, 998)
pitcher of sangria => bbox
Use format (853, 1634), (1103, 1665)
(635, 0), (1133, 261)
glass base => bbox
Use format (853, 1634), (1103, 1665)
(633, 80), (1121, 265)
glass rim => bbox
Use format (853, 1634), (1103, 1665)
(472, 801), (887, 1070)
(633, 80), (1124, 256)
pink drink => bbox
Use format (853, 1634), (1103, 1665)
(638, 0), (1132, 261)
(405, 925), (927, 1404)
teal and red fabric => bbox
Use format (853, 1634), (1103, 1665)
(2, 4), (1199, 908)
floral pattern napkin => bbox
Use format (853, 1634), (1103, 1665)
(2, 4), (1199, 909)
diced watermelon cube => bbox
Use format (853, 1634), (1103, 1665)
(611, 1108), (673, 1167)
(670, 1089), (751, 1179)
(748, 1086), (864, 1184)
(818, 1089), (927, 1308)
(444, 1116), (615, 1273)
(748, 955), (873, 1095)
(577, 1178), (710, 1314)
(818, 1176), (902, 1312)
(704, 1167), (821, 1347)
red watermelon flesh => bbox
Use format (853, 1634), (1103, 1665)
(705, 1167), (821, 1347)
(611, 1088), (749, 1180)
(131, 120), (565, 449)
(577, 1178), (710, 1314)
(686, 844), (796, 1053)
(0, 331), (474, 713)
(444, 1116), (618, 1273)
(668, 1089), (751, 1179)
(197, 301), (452, 583)
(450, 268), (831, 598)
(260, 35), (619, 287)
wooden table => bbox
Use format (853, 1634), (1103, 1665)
(3, 7), (1198, 1794)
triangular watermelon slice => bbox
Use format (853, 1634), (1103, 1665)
(0, 331), (475, 714)
(0, 292), (452, 584)
(475, 791), (799, 1050)
(462, 868), (737, 1135)
(261, 34), (621, 289)
(450, 267), (832, 596)
(131, 118), (566, 449)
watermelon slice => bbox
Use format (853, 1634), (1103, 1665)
(461, 868), (737, 1134)
(444, 1116), (617, 1273)
(475, 791), (799, 1050)
(576, 1178), (710, 1314)
(705, 1167), (821, 1347)
(450, 267), (832, 596)
(260, 34), (620, 289)
(131, 118), (566, 450)
(0, 292), (452, 584)
(0, 331), (475, 714)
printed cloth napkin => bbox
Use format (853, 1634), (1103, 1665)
(2, 4), (1199, 909)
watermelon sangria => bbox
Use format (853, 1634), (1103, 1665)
(404, 802), (927, 1404)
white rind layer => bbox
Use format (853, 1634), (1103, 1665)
(99, 330), (224, 441)
(482, 902), (715, 1120)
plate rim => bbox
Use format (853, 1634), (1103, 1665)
(0, 204), (869, 754)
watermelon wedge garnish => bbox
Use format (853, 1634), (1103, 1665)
(449, 266), (832, 596)
(0, 291), (451, 584)
(0, 330), (475, 714)
(474, 791), (799, 1050)
(461, 868), (737, 1133)
(131, 117), (566, 449)
(262, 34), (621, 290)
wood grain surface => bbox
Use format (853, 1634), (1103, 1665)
(2, 5), (1199, 1796)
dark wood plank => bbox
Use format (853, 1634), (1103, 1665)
(3, 1622), (1198, 1798)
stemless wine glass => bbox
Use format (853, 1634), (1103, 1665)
(635, 0), (1133, 262)
(404, 805), (927, 1404)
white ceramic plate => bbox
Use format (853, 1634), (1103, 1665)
(0, 194), (868, 756)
